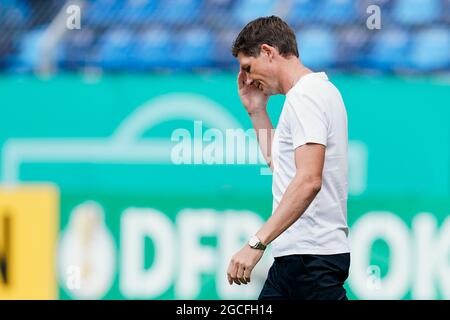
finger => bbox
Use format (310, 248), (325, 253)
(227, 261), (235, 285)
(237, 264), (247, 285)
(227, 273), (233, 285)
(233, 267), (241, 285)
(237, 70), (244, 90)
(229, 260), (241, 285)
(243, 266), (252, 283)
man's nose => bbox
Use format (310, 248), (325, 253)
(245, 75), (254, 85)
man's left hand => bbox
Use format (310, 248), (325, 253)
(227, 244), (264, 285)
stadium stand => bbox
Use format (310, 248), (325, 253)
(0, 0), (448, 73)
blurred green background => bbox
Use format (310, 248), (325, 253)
(1, 0), (450, 300)
(1, 73), (449, 299)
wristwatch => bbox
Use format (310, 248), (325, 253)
(248, 235), (267, 250)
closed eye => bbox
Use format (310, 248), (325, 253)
(242, 65), (251, 73)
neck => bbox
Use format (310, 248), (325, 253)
(279, 58), (312, 95)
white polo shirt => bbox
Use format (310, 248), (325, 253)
(270, 72), (350, 257)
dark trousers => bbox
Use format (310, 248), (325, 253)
(258, 253), (350, 300)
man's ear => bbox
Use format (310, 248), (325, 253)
(260, 44), (275, 60)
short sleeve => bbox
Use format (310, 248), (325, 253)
(286, 93), (329, 149)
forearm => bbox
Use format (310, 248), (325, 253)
(249, 110), (274, 169)
(256, 176), (321, 245)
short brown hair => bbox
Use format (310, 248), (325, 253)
(231, 16), (299, 58)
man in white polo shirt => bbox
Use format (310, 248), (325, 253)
(227, 16), (350, 300)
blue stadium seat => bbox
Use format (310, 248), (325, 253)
(0, 0), (30, 28)
(203, 0), (236, 12)
(85, 0), (124, 26)
(336, 28), (370, 68)
(366, 29), (410, 71)
(3, 0), (449, 74)
(213, 30), (240, 69)
(231, 0), (277, 26)
(445, 0), (450, 23)
(171, 28), (214, 70)
(296, 28), (337, 69)
(201, 0), (236, 26)
(119, 0), (159, 25)
(13, 28), (45, 71)
(131, 27), (173, 69)
(97, 29), (135, 70)
(156, 0), (202, 25)
(318, 0), (358, 24)
(286, 0), (321, 25)
(60, 29), (96, 69)
(392, 0), (441, 25)
(409, 28), (450, 71)
(11, 27), (64, 72)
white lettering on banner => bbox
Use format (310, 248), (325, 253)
(58, 201), (116, 299)
(174, 209), (270, 299)
(59, 205), (450, 299)
(118, 208), (267, 299)
(437, 217), (450, 298)
(120, 208), (176, 298)
(175, 210), (218, 299)
(366, 265), (381, 290)
(349, 212), (411, 299)
(412, 213), (437, 299)
(349, 212), (450, 299)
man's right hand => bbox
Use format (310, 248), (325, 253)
(237, 70), (269, 115)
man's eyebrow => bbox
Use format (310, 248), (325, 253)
(241, 65), (250, 72)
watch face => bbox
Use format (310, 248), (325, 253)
(249, 236), (258, 247)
